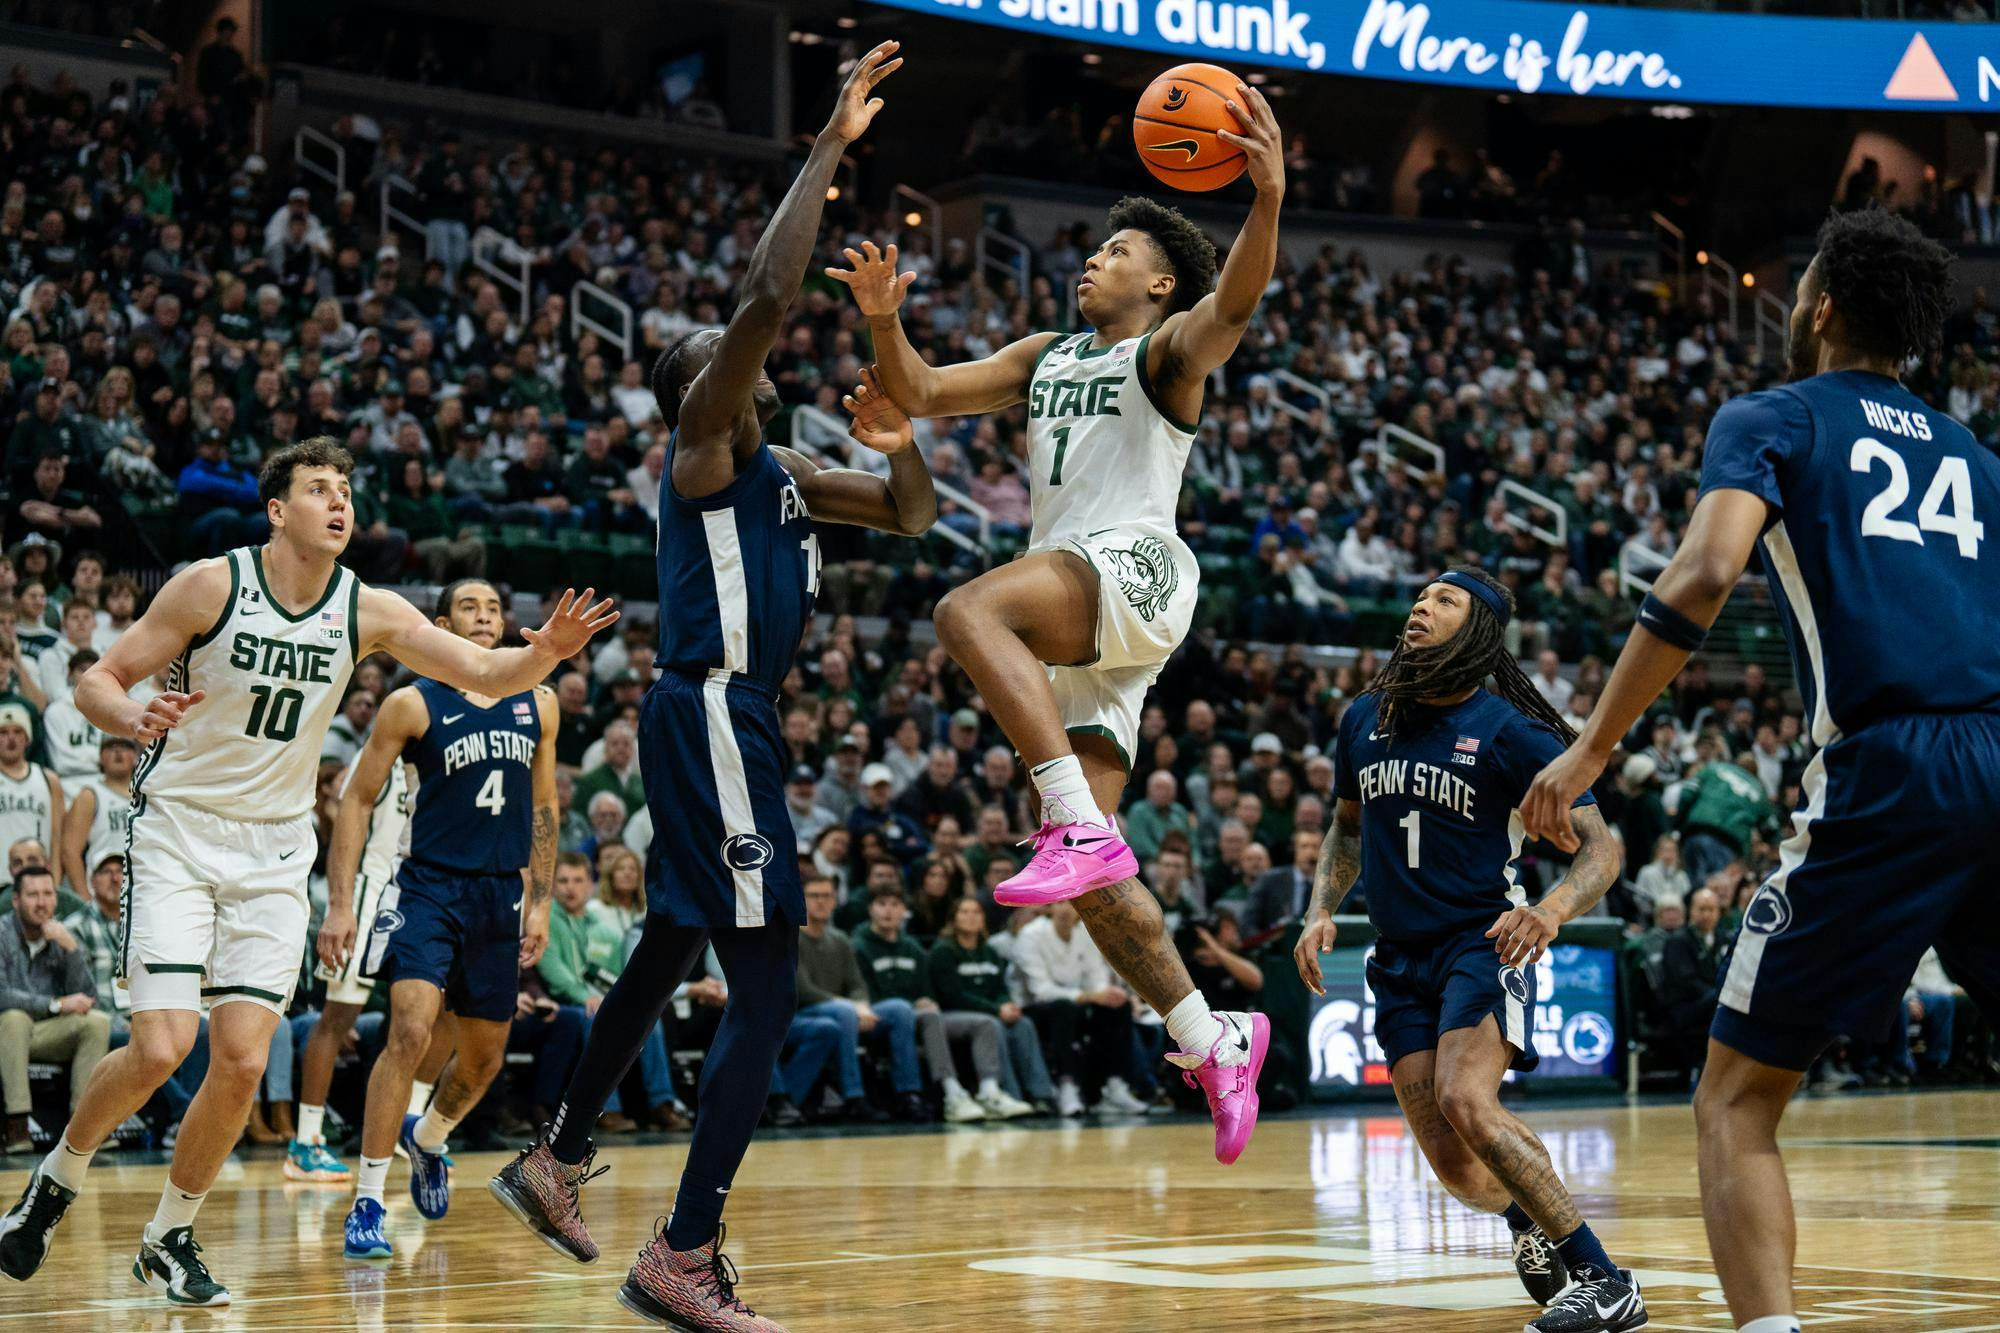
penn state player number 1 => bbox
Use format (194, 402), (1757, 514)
(801, 533), (821, 596)
(1851, 436), (1985, 558)
(1399, 810), (1421, 869)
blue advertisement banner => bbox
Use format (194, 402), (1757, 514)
(1305, 942), (1618, 1095)
(869, 0), (2000, 110)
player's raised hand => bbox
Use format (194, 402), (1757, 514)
(318, 904), (357, 974)
(825, 240), (916, 318)
(1486, 903), (1560, 968)
(823, 40), (903, 145)
(1294, 910), (1338, 996)
(132, 689), (205, 745)
(1519, 744), (1601, 853)
(522, 588), (619, 659)
(1217, 82), (1285, 197)
(844, 365), (914, 455)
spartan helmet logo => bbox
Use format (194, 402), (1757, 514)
(1099, 536), (1180, 625)
(1309, 998), (1366, 1086)
(1162, 85), (1189, 112)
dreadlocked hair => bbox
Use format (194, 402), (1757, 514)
(1364, 566), (1577, 745)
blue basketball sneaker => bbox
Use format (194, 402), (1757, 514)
(343, 1199), (392, 1260)
(284, 1139), (350, 1183)
(401, 1114), (450, 1220)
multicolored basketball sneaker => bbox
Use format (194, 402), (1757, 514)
(993, 822), (1139, 906)
(489, 1128), (608, 1263)
(618, 1221), (788, 1331)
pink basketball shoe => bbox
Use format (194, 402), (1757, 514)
(1165, 1011), (1270, 1165)
(992, 822), (1140, 906)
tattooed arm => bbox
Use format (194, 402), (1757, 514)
(1294, 798), (1362, 995)
(519, 686), (561, 969)
(1485, 803), (1620, 968)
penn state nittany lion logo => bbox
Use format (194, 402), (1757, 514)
(1562, 1011), (1615, 1067)
(1743, 885), (1793, 936)
(1099, 536), (1179, 624)
(1500, 965), (1530, 1004)
(370, 908), (405, 935)
(721, 833), (775, 873)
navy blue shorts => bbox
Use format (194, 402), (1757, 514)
(639, 669), (802, 929)
(1368, 926), (1540, 1073)
(1713, 713), (2000, 1072)
(370, 860), (522, 1023)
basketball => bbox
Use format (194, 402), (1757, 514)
(1132, 62), (1247, 192)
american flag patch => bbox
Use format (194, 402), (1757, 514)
(319, 608), (344, 629)
(514, 701), (534, 716)
(1455, 735), (1481, 753)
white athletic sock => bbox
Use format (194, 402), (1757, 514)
(412, 1106), (460, 1153)
(977, 1078), (1002, 1101)
(296, 1104), (326, 1146)
(40, 1136), (94, 1192)
(356, 1155), (392, 1206)
(145, 1180), (207, 1242)
(940, 1077), (968, 1100)
(1739, 1318), (1801, 1333)
(1164, 990), (1227, 1062)
(1029, 755), (1108, 828)
(407, 1080), (436, 1117)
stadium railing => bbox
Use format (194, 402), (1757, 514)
(1499, 478), (1569, 548)
(572, 280), (635, 365)
(379, 172), (428, 261)
(293, 124), (345, 196)
(789, 404), (993, 562)
(471, 225), (534, 327)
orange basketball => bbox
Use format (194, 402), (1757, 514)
(1132, 62), (1247, 193)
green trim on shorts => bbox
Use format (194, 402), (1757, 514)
(1065, 724), (1131, 773)
(201, 984), (287, 1003)
(143, 963), (208, 974)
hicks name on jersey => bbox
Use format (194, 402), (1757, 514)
(1858, 397), (1933, 442)
(1029, 374), (1124, 420)
(1356, 757), (1478, 821)
(225, 632), (342, 684)
(442, 727), (537, 776)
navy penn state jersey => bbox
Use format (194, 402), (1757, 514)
(1699, 370), (2000, 745)
(656, 436), (816, 692)
(402, 677), (538, 874)
(1335, 689), (1593, 945)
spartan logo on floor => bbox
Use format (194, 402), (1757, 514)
(722, 832), (775, 873)
(1102, 536), (1179, 624)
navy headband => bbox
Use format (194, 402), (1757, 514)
(1436, 571), (1510, 627)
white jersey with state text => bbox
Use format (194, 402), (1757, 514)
(136, 546), (361, 820)
(0, 761), (54, 884)
(76, 776), (132, 874)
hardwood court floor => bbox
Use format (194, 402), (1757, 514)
(4, 1090), (2000, 1331)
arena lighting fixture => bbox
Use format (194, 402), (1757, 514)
(1743, 273), (1756, 288)
(1247, 71), (1268, 84)
(1650, 104), (1695, 119)
(836, 14), (859, 27)
(1081, 52), (1102, 64)
(904, 211), (923, 226)
(827, 186), (841, 201)
(1696, 250), (1710, 265)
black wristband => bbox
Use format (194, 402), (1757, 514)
(1636, 592), (1709, 652)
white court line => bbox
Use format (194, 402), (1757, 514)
(0, 1225), (1367, 1321)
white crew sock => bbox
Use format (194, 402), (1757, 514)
(145, 1180), (207, 1242)
(940, 1077), (968, 1101)
(1029, 755), (1107, 828)
(296, 1104), (326, 1146)
(412, 1106), (460, 1153)
(1164, 990), (1227, 1062)
(40, 1136), (94, 1192)
(407, 1079), (436, 1116)
(1739, 1319), (1801, 1333)
(977, 1078), (1002, 1101)
(356, 1155), (392, 1206)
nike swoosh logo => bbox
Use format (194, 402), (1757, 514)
(510, 898), (522, 910)
(1144, 139), (1202, 163)
(1368, 731), (1382, 741)
(279, 849), (297, 860)
(1224, 1014), (1250, 1054)
(1594, 1298), (1632, 1318)
(442, 713), (465, 724)
(715, 1186), (729, 1195)
(1062, 832), (1113, 850)
(240, 608), (260, 616)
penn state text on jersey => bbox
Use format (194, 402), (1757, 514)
(401, 678), (536, 875)
(1335, 689), (1593, 944)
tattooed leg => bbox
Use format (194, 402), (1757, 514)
(1074, 877), (1196, 1016)
(1390, 1051), (1513, 1213)
(1434, 1016), (1584, 1238)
